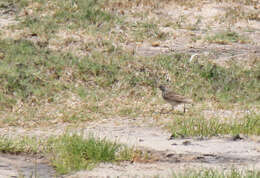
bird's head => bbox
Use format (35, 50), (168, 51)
(159, 85), (166, 92)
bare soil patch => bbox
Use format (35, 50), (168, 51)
(0, 153), (55, 178)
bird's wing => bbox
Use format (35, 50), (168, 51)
(164, 92), (193, 103)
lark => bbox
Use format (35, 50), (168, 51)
(159, 85), (192, 113)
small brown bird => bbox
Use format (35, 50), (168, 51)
(159, 85), (192, 113)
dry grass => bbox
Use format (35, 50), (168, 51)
(0, 0), (259, 133)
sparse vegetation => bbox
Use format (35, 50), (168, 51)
(0, 38), (259, 132)
(171, 169), (260, 178)
(206, 31), (249, 44)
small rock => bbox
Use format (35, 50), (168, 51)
(151, 42), (160, 47)
(166, 153), (174, 158)
(232, 134), (243, 141)
(139, 139), (144, 142)
(182, 141), (191, 145)
(168, 134), (175, 140)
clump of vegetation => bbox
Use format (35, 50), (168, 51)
(168, 113), (260, 138)
(49, 133), (132, 174)
(0, 133), (133, 174)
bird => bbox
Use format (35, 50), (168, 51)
(159, 85), (192, 113)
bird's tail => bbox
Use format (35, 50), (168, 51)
(184, 98), (193, 103)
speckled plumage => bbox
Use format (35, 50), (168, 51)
(159, 85), (192, 112)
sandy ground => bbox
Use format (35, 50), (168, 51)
(68, 118), (260, 177)
(0, 153), (55, 178)
(0, 117), (259, 177)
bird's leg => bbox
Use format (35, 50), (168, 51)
(183, 104), (186, 113)
(169, 105), (177, 114)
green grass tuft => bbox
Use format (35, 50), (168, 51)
(169, 113), (260, 138)
(49, 133), (122, 173)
